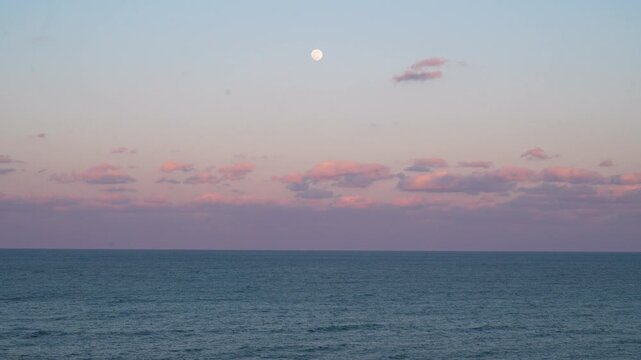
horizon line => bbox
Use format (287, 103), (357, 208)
(1, 247), (640, 254)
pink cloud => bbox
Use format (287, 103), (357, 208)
(275, 162), (393, 198)
(36, 133), (46, 139)
(274, 172), (305, 185)
(50, 164), (135, 185)
(393, 70), (442, 83)
(0, 168), (16, 175)
(393, 57), (448, 83)
(410, 57), (448, 70)
(398, 167), (537, 194)
(598, 160), (614, 167)
(160, 161), (194, 173)
(75, 164), (136, 184)
(2, 181), (641, 251)
(306, 161), (393, 188)
(398, 171), (464, 192)
(218, 162), (255, 181)
(611, 173), (641, 185)
(520, 147), (557, 160)
(459, 161), (493, 169)
(541, 167), (604, 184)
(274, 172), (305, 184)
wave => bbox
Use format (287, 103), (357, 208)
(308, 323), (383, 333)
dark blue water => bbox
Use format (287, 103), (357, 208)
(1, 250), (640, 359)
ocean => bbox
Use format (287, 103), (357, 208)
(1, 250), (640, 359)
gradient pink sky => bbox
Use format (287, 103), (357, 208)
(1, 1), (640, 250)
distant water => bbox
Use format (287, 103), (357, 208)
(1, 250), (641, 359)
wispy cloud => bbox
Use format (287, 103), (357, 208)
(0, 168), (16, 175)
(410, 57), (447, 70)
(393, 70), (442, 83)
(393, 57), (447, 83)
(598, 160), (614, 167)
(520, 147), (558, 161)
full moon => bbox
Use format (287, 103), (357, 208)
(311, 49), (323, 61)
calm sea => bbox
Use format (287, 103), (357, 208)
(1, 250), (640, 359)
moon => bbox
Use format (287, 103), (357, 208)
(311, 49), (323, 62)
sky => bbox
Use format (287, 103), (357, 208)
(1, 0), (641, 250)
